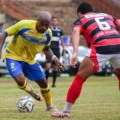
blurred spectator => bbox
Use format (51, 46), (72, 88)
(45, 16), (65, 88)
(62, 49), (70, 70)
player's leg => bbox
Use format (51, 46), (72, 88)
(52, 64), (59, 87)
(35, 79), (54, 110)
(110, 54), (120, 90)
(51, 48), (108, 118)
(25, 62), (54, 110)
(5, 58), (42, 101)
(61, 53), (120, 117)
(61, 50), (111, 115)
(114, 69), (120, 90)
(45, 56), (52, 81)
(52, 56), (95, 118)
(14, 74), (43, 101)
(6, 58), (27, 88)
(64, 57), (94, 109)
(52, 49), (60, 87)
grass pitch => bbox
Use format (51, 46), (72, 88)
(0, 75), (120, 120)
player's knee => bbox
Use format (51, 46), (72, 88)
(35, 78), (48, 88)
(14, 76), (26, 86)
(46, 67), (50, 70)
(78, 71), (89, 79)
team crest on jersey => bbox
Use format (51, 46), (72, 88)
(25, 30), (34, 37)
(57, 33), (60, 36)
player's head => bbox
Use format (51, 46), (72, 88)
(36, 11), (51, 33)
(51, 17), (58, 27)
(77, 2), (93, 15)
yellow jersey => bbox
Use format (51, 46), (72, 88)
(4, 20), (52, 64)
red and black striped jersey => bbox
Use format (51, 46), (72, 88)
(73, 12), (120, 54)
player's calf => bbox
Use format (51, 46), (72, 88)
(17, 79), (43, 101)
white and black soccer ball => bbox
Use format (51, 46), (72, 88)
(17, 96), (34, 112)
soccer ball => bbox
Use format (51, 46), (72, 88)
(17, 96), (34, 112)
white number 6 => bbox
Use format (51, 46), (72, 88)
(95, 17), (111, 30)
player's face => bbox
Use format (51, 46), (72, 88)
(52, 18), (58, 26)
(36, 20), (50, 33)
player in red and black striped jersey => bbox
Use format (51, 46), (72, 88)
(52, 2), (120, 118)
(74, 10), (120, 55)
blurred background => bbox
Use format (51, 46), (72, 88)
(0, 0), (120, 45)
(0, 0), (119, 76)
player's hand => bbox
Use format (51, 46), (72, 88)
(70, 52), (78, 68)
(53, 57), (66, 71)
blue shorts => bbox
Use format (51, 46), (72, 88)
(6, 58), (45, 81)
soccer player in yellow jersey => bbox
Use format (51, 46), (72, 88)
(0, 11), (65, 111)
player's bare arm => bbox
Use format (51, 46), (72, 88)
(116, 19), (120, 30)
(70, 26), (80, 68)
(0, 32), (7, 58)
(42, 46), (53, 58)
(43, 46), (65, 71)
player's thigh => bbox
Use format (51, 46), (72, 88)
(110, 54), (120, 71)
(78, 56), (95, 78)
(85, 49), (110, 77)
(46, 62), (51, 69)
(24, 62), (45, 81)
(52, 49), (60, 59)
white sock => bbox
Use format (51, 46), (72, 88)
(63, 102), (73, 113)
(47, 104), (53, 109)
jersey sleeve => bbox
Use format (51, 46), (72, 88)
(46, 28), (52, 46)
(73, 18), (83, 34)
(113, 17), (120, 30)
(5, 20), (26, 36)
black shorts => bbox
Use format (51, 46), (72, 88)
(46, 48), (60, 65)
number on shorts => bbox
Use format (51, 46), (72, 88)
(95, 17), (111, 30)
(11, 62), (15, 69)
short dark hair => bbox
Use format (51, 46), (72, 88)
(77, 2), (93, 14)
(52, 16), (58, 20)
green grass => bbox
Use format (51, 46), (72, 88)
(0, 75), (120, 120)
